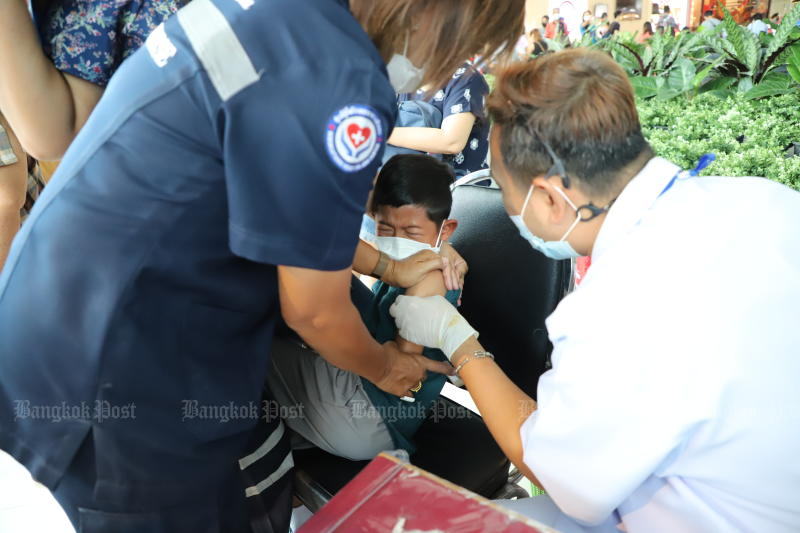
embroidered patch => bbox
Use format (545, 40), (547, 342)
(146, 24), (177, 68)
(325, 105), (384, 173)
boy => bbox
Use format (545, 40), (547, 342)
(267, 154), (460, 460)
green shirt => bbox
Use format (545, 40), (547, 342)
(357, 281), (460, 453)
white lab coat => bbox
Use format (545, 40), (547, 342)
(515, 157), (800, 532)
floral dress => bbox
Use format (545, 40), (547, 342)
(32, 0), (189, 87)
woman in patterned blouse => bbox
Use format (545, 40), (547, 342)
(0, 0), (188, 162)
(0, 0), (186, 266)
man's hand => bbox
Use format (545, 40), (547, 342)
(390, 295), (478, 362)
(439, 241), (468, 293)
(354, 240), (469, 292)
(383, 249), (445, 289)
(372, 341), (454, 397)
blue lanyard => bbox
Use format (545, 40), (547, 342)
(657, 153), (716, 199)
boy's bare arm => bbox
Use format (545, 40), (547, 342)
(396, 270), (449, 354)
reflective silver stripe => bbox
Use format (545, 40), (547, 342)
(238, 420), (286, 470)
(244, 451), (294, 497)
(177, 0), (260, 101)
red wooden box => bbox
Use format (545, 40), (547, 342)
(299, 453), (556, 533)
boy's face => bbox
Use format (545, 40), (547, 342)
(374, 204), (457, 247)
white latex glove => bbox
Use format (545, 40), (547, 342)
(389, 295), (478, 362)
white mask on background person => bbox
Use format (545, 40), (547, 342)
(375, 223), (444, 261)
(386, 34), (425, 93)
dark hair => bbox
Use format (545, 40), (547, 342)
(663, 5), (671, 13)
(643, 21), (654, 33)
(487, 49), (652, 199)
(753, 12), (764, 20)
(609, 21), (621, 34)
(614, 9), (622, 18)
(370, 155), (454, 225)
(704, 9), (713, 16)
(542, 14), (550, 21)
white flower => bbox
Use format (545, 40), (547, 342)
(455, 152), (465, 164)
(470, 138), (480, 151)
(453, 67), (467, 79)
(434, 90), (445, 101)
(464, 89), (471, 102)
(450, 104), (463, 114)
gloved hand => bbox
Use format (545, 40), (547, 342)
(389, 295), (478, 362)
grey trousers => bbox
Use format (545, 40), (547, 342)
(266, 337), (394, 461)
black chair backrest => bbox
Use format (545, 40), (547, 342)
(449, 184), (573, 399)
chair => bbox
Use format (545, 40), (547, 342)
(293, 176), (574, 512)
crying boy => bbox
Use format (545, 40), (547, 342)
(267, 154), (461, 459)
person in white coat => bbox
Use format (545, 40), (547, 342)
(390, 48), (800, 532)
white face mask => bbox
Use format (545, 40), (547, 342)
(375, 223), (444, 260)
(386, 34), (425, 93)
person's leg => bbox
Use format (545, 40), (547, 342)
(498, 495), (622, 533)
(266, 337), (394, 461)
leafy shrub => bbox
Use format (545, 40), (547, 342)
(638, 92), (800, 189)
(700, 3), (800, 99)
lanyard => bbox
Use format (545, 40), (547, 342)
(657, 153), (716, 199)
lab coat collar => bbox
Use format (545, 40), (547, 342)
(591, 157), (681, 259)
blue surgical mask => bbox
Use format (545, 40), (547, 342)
(509, 185), (581, 260)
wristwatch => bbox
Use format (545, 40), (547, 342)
(371, 251), (390, 279)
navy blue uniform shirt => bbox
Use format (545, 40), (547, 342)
(399, 63), (490, 177)
(0, 0), (394, 506)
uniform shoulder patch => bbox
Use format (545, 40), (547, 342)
(325, 105), (384, 173)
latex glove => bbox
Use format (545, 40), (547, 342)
(389, 295), (478, 362)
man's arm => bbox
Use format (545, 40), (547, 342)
(277, 264), (452, 397)
(353, 239), (467, 291)
(0, 0), (103, 160)
(450, 336), (542, 488)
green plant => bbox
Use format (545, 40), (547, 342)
(598, 30), (717, 100)
(700, 3), (800, 99)
(638, 92), (800, 189)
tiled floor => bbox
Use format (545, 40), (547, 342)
(0, 451), (75, 533)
